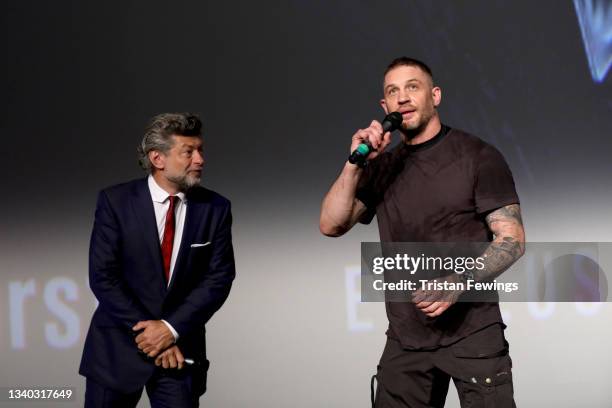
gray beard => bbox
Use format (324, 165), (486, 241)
(167, 174), (200, 192)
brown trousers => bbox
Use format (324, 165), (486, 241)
(374, 323), (516, 408)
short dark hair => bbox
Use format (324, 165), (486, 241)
(384, 57), (434, 85)
(137, 112), (202, 172)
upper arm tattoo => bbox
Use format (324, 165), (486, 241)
(485, 204), (524, 242)
(474, 204), (525, 282)
(486, 204), (523, 230)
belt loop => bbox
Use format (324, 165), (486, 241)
(370, 374), (377, 407)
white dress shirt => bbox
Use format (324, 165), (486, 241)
(147, 175), (185, 341)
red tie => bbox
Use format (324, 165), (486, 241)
(161, 195), (177, 283)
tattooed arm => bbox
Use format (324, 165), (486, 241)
(413, 204), (525, 317)
(473, 203), (525, 282)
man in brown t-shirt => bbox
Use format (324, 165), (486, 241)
(320, 57), (525, 407)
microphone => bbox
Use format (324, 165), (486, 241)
(348, 112), (403, 167)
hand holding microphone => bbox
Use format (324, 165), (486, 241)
(348, 112), (402, 167)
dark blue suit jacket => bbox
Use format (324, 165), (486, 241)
(79, 178), (235, 394)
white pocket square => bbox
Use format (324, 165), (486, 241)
(190, 242), (211, 248)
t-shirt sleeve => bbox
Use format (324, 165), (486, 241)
(474, 144), (520, 214)
(355, 159), (381, 224)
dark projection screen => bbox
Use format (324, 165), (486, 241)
(2, 1), (611, 406)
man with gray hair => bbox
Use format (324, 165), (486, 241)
(80, 113), (235, 407)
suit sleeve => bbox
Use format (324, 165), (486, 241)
(165, 202), (236, 338)
(89, 190), (153, 330)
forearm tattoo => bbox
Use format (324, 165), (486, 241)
(475, 204), (525, 282)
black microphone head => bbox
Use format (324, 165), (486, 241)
(382, 112), (403, 133)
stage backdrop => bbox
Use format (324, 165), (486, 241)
(2, 1), (611, 406)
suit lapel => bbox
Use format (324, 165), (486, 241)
(167, 195), (206, 292)
(132, 178), (167, 295)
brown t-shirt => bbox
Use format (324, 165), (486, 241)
(356, 125), (519, 350)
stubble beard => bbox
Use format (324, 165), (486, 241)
(399, 106), (435, 140)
